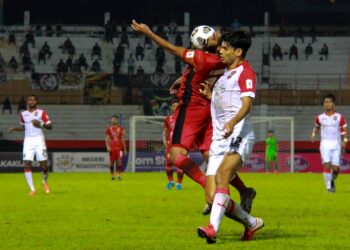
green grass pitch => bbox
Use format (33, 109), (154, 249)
(1, 172), (350, 250)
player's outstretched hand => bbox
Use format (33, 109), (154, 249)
(131, 20), (152, 36)
(32, 119), (41, 128)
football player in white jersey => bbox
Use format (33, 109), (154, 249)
(197, 30), (263, 244)
(9, 95), (52, 196)
(311, 94), (348, 192)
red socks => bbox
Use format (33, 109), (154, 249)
(173, 155), (205, 188)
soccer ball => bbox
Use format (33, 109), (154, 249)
(190, 25), (215, 49)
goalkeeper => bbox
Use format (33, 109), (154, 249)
(265, 130), (278, 173)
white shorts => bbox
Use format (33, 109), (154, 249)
(320, 146), (341, 166)
(23, 137), (48, 162)
(207, 130), (254, 176)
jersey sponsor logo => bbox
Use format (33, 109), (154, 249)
(34, 111), (38, 116)
(227, 71), (236, 79)
(185, 51), (194, 58)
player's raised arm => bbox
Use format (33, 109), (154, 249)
(131, 20), (186, 60)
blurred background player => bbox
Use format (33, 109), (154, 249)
(163, 98), (184, 190)
(132, 21), (256, 219)
(265, 130), (278, 173)
(105, 115), (127, 180)
(198, 30), (263, 243)
(8, 95), (52, 196)
(311, 94), (348, 193)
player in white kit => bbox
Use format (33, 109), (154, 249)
(9, 95), (52, 196)
(197, 30), (263, 244)
(311, 94), (348, 193)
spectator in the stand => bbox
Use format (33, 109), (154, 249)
(17, 96), (27, 114)
(57, 59), (66, 74)
(230, 18), (241, 30)
(319, 43), (329, 60)
(9, 56), (18, 72)
(175, 56), (182, 74)
(289, 44), (298, 60)
(175, 33), (183, 46)
(136, 65), (144, 75)
(113, 57), (121, 74)
(8, 31), (16, 46)
(305, 43), (313, 60)
(104, 20), (114, 44)
(127, 54), (135, 75)
(66, 57), (73, 72)
(25, 31), (35, 48)
(42, 42), (52, 59)
(38, 49), (47, 64)
(35, 24), (42, 36)
(144, 36), (152, 49)
(91, 60), (102, 72)
(46, 23), (53, 37)
(120, 33), (130, 49)
(23, 57), (35, 73)
(155, 47), (165, 68)
(72, 60), (82, 74)
(295, 26), (304, 43)
(19, 42), (29, 58)
(168, 14), (178, 35)
(150, 67), (170, 88)
(61, 38), (74, 55)
(2, 97), (12, 114)
(135, 43), (144, 61)
(91, 43), (102, 60)
(272, 43), (283, 60)
(310, 26), (317, 43)
(56, 20), (62, 37)
(78, 54), (88, 70)
(115, 43), (125, 63)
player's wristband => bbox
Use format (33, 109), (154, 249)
(344, 138), (348, 143)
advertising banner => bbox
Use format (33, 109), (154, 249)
(0, 152), (52, 173)
(53, 152), (112, 172)
(133, 151), (350, 173)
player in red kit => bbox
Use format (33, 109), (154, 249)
(163, 98), (184, 190)
(131, 21), (255, 216)
(105, 115), (127, 180)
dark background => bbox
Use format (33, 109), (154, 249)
(3, 0), (350, 26)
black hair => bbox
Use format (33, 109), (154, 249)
(219, 30), (251, 58)
(28, 94), (38, 100)
(267, 130), (274, 133)
(112, 115), (119, 119)
(323, 94), (335, 103)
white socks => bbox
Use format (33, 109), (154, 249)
(232, 200), (256, 227)
(24, 171), (35, 191)
(323, 172), (332, 190)
(210, 191), (230, 232)
(210, 189), (257, 232)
